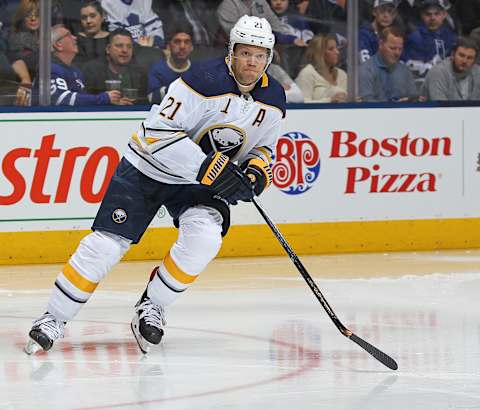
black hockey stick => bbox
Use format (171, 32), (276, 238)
(251, 198), (398, 371)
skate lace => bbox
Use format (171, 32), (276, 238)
(136, 300), (166, 328)
(32, 313), (65, 341)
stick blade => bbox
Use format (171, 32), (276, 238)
(349, 333), (398, 370)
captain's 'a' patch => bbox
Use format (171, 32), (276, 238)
(197, 125), (246, 159)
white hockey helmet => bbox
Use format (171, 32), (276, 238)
(228, 15), (275, 86)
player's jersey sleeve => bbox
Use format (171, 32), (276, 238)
(126, 77), (209, 184)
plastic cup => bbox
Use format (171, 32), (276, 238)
(105, 79), (122, 91)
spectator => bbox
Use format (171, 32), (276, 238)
(456, 0), (480, 35)
(270, 0), (314, 43)
(74, 0), (110, 66)
(8, 0), (40, 86)
(100, 0), (165, 48)
(359, 0), (399, 62)
(403, 0), (457, 78)
(44, 24), (121, 106)
(148, 23), (195, 104)
(295, 33), (346, 102)
(83, 28), (147, 104)
(217, 0), (307, 46)
(304, 0), (347, 36)
(0, 32), (20, 105)
(422, 36), (480, 100)
(154, 0), (219, 47)
(359, 26), (418, 102)
(268, 60), (304, 102)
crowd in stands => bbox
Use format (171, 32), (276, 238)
(0, 0), (480, 106)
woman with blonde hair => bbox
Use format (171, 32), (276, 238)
(8, 0), (41, 104)
(295, 33), (347, 103)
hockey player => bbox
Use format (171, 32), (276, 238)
(25, 15), (286, 355)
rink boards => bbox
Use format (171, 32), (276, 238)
(1, 106), (479, 264)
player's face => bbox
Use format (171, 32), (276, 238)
(232, 44), (269, 86)
(270, 0), (289, 14)
(373, 5), (396, 28)
(379, 33), (403, 66)
(107, 35), (133, 66)
(421, 6), (447, 31)
(452, 46), (477, 73)
(324, 38), (339, 67)
(80, 6), (104, 36)
(169, 32), (193, 61)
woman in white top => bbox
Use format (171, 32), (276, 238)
(295, 33), (348, 103)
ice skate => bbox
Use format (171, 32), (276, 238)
(24, 313), (65, 355)
(131, 292), (166, 354)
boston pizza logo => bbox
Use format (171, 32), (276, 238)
(272, 132), (320, 195)
(112, 208), (127, 224)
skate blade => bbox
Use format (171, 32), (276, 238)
(130, 321), (150, 354)
(24, 338), (42, 355)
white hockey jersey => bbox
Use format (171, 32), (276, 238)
(125, 58), (286, 185)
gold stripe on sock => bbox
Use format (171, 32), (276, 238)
(163, 251), (198, 285)
(62, 263), (98, 293)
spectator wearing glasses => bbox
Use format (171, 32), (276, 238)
(422, 36), (480, 100)
(148, 23), (196, 104)
(83, 28), (148, 104)
(403, 0), (457, 78)
(75, 0), (110, 66)
(8, 0), (40, 101)
(44, 24), (121, 106)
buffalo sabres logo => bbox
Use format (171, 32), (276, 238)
(112, 208), (127, 224)
(197, 125), (246, 159)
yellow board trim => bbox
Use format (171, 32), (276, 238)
(2, 218), (480, 265)
(163, 251), (198, 284)
(62, 262), (98, 293)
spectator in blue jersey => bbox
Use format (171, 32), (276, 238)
(359, 26), (419, 102)
(269, 0), (313, 43)
(148, 23), (195, 104)
(359, 0), (399, 63)
(83, 28), (147, 104)
(403, 0), (457, 78)
(48, 24), (121, 106)
(100, 0), (164, 48)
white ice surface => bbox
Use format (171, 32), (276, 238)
(1, 271), (479, 410)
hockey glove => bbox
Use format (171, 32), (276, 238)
(242, 158), (273, 196)
(197, 152), (254, 205)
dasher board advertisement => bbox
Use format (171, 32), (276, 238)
(0, 107), (479, 232)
